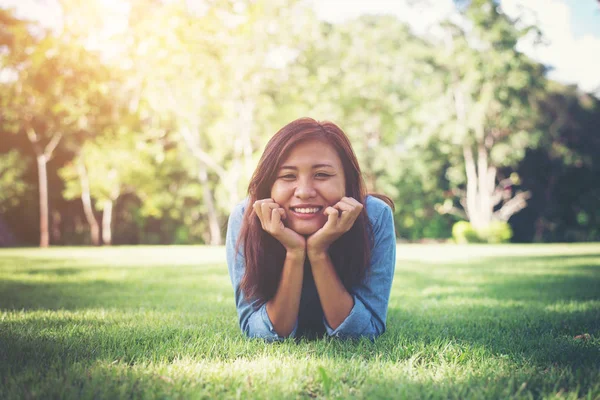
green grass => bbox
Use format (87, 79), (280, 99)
(1, 244), (599, 399)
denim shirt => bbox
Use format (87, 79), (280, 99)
(225, 195), (396, 341)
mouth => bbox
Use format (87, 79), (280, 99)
(289, 206), (323, 216)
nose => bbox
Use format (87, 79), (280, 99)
(294, 178), (316, 200)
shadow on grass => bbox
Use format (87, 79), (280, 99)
(25, 268), (83, 276)
(0, 314), (240, 378)
(0, 256), (230, 311)
(386, 255), (600, 370)
(5, 356), (596, 400)
(0, 256), (240, 380)
(480, 266), (600, 302)
(0, 256), (96, 270)
(354, 369), (600, 399)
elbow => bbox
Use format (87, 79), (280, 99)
(268, 320), (297, 338)
(244, 329), (289, 343)
(273, 326), (295, 338)
(371, 325), (385, 339)
(240, 319), (293, 341)
(375, 316), (386, 335)
(366, 318), (386, 340)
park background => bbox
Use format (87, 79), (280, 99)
(1, 0), (599, 248)
(1, 1), (600, 399)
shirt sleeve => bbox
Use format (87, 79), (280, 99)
(225, 202), (297, 341)
(324, 203), (396, 339)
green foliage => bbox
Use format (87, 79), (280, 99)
(516, 83), (600, 242)
(452, 221), (482, 243)
(412, 0), (547, 232)
(0, 245), (599, 398)
(479, 220), (513, 244)
(453, 220), (513, 243)
(0, 150), (28, 212)
(1, 2), (599, 244)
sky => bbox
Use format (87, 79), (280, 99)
(1, 0), (599, 94)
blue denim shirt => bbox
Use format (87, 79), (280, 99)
(225, 195), (396, 341)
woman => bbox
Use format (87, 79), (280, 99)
(226, 117), (396, 341)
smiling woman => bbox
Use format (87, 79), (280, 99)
(270, 140), (346, 236)
(226, 117), (396, 341)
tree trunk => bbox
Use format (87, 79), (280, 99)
(36, 155), (50, 247)
(477, 143), (490, 227)
(198, 163), (221, 245)
(463, 144), (481, 227)
(77, 160), (100, 245)
(102, 199), (113, 245)
(463, 140), (530, 230)
(26, 128), (62, 248)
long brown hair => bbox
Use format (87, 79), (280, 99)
(237, 117), (393, 305)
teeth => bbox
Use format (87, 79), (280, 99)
(293, 207), (320, 214)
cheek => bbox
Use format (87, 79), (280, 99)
(270, 183), (288, 203)
(321, 180), (345, 202)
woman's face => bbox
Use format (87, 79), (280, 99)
(270, 139), (346, 236)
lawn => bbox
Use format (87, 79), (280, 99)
(1, 244), (599, 399)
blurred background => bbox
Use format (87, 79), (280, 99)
(0, 0), (598, 247)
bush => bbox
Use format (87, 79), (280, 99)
(452, 220), (513, 244)
(480, 221), (513, 243)
(452, 221), (482, 243)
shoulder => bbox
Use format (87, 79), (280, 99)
(365, 195), (392, 226)
(227, 198), (250, 233)
(232, 198), (250, 217)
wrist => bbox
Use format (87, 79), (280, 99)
(307, 236), (330, 256)
(307, 248), (329, 263)
(285, 249), (306, 262)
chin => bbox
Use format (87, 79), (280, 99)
(296, 228), (318, 236)
(291, 222), (322, 236)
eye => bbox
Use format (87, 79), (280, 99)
(315, 173), (332, 178)
(278, 174), (295, 180)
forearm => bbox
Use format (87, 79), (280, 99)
(265, 251), (305, 337)
(308, 251), (354, 330)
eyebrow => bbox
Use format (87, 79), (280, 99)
(280, 164), (335, 170)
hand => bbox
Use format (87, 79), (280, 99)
(307, 197), (364, 257)
(253, 198), (306, 255)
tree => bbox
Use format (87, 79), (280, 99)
(516, 83), (600, 242)
(0, 8), (112, 246)
(119, 0), (311, 244)
(60, 129), (157, 245)
(417, 0), (547, 234)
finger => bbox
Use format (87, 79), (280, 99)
(261, 202), (280, 226)
(323, 206), (339, 227)
(338, 209), (355, 229)
(253, 199), (275, 227)
(338, 197), (364, 217)
(253, 201), (264, 223)
(254, 198), (274, 204)
(340, 196), (364, 210)
(261, 202), (273, 226)
(271, 208), (282, 231)
(258, 202), (279, 211)
(323, 206), (338, 217)
(253, 198), (274, 212)
(334, 201), (354, 213)
(278, 208), (286, 220)
(333, 202), (354, 225)
(336, 200), (363, 228)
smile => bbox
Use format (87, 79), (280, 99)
(291, 207), (322, 214)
